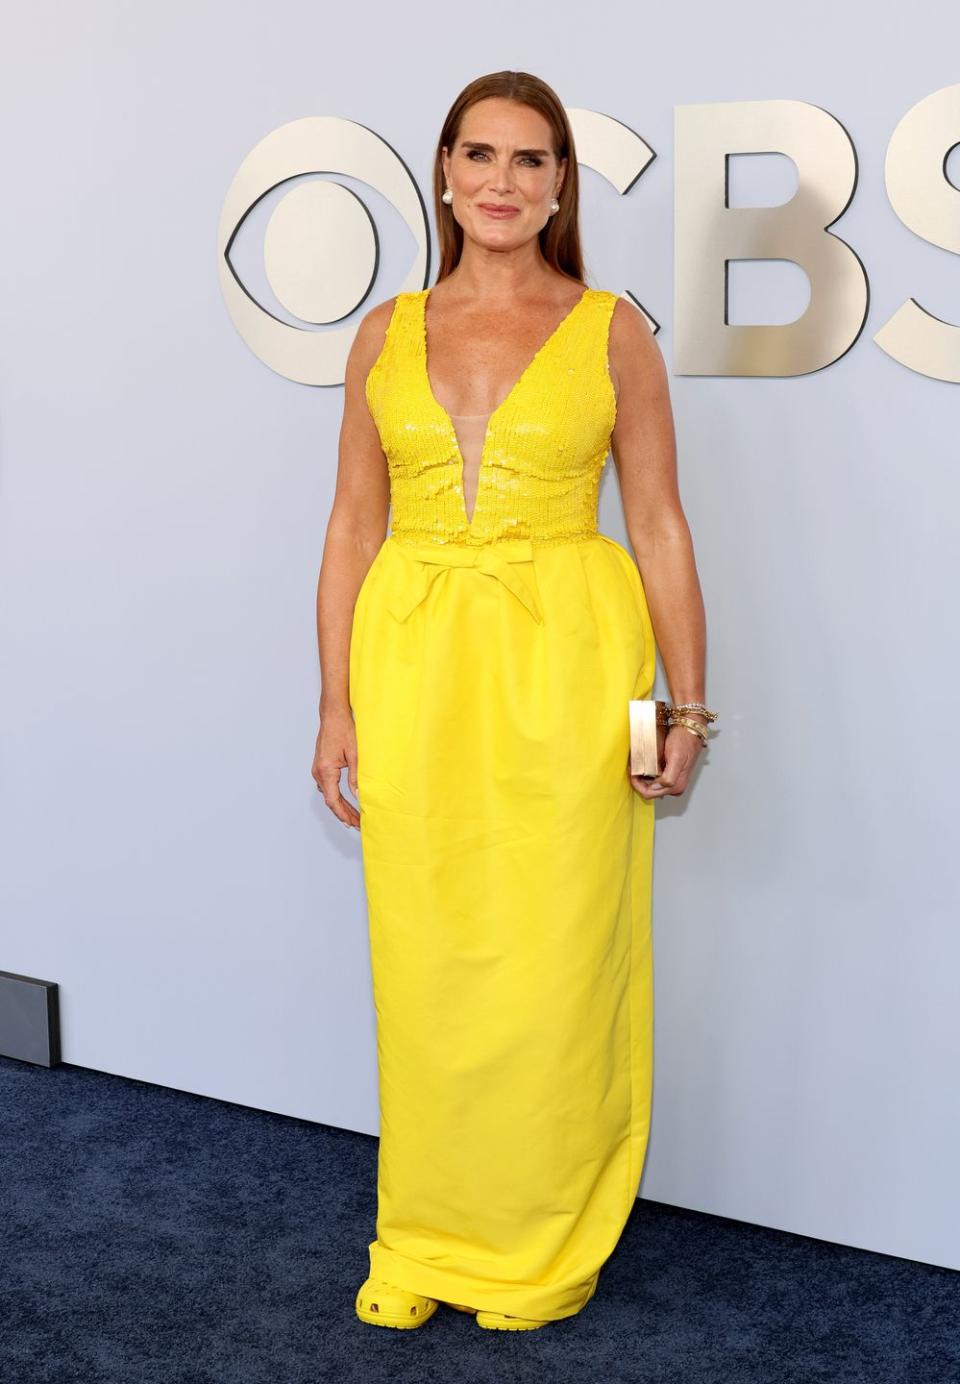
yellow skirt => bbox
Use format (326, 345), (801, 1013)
(348, 531), (657, 1321)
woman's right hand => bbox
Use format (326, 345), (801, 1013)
(312, 705), (360, 830)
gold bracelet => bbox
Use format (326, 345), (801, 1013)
(670, 716), (708, 745)
(670, 701), (718, 723)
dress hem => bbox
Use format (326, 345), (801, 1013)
(367, 1239), (601, 1321)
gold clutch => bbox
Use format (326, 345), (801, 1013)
(629, 699), (671, 777)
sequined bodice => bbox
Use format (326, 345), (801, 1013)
(364, 287), (619, 547)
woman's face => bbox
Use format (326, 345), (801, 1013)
(441, 97), (566, 252)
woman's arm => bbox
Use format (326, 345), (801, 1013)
(608, 299), (709, 799)
(311, 298), (394, 827)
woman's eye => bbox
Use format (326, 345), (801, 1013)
(465, 150), (542, 166)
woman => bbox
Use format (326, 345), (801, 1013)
(312, 70), (715, 1331)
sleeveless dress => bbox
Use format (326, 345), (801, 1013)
(350, 285), (658, 1322)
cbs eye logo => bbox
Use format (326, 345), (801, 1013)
(216, 112), (657, 387)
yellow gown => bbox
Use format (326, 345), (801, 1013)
(349, 285), (657, 1322)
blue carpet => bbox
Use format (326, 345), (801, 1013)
(1, 1056), (957, 1383)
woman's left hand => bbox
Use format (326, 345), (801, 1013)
(629, 724), (705, 799)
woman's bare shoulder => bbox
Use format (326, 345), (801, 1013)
(348, 294), (403, 375)
(608, 294), (657, 348)
(607, 295), (666, 394)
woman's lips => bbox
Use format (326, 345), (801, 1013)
(478, 204), (520, 219)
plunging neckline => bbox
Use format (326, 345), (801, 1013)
(419, 285), (592, 533)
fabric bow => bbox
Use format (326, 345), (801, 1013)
(386, 538), (544, 624)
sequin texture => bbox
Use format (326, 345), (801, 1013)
(364, 288), (619, 548)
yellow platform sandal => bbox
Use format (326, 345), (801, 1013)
(355, 1276), (438, 1329)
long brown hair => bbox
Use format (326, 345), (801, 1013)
(431, 71), (586, 287)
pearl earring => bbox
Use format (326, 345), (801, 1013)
(549, 197), (560, 214)
(442, 187), (453, 204)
